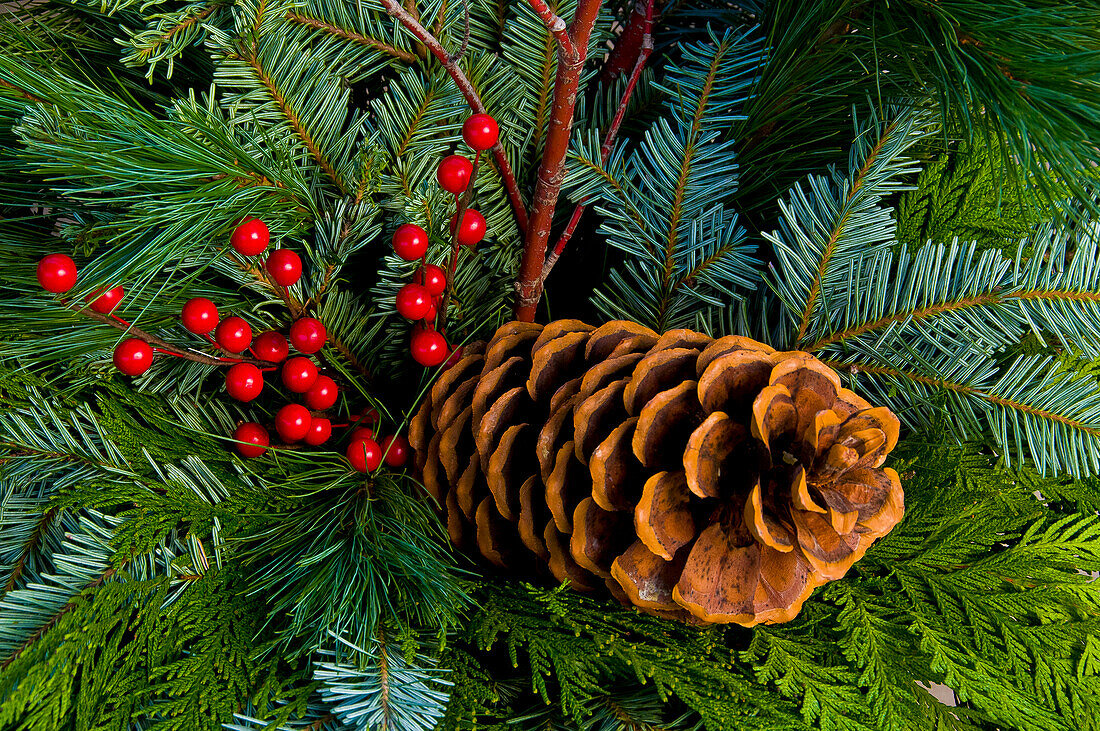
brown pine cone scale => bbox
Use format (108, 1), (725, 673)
(409, 320), (904, 626)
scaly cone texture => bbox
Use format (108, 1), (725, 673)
(409, 320), (904, 625)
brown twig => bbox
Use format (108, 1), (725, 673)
(4, 508), (58, 593)
(379, 0), (529, 235)
(540, 0), (654, 284)
(74, 304), (261, 367)
(513, 0), (605, 321)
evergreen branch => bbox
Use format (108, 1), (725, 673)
(0, 78), (42, 104)
(231, 44), (350, 196)
(138, 3), (222, 59)
(379, 0), (528, 234)
(3, 508), (57, 594)
(794, 116), (897, 344)
(836, 361), (1100, 438)
(123, 0), (228, 78)
(1, 567), (116, 671)
(284, 10), (419, 63)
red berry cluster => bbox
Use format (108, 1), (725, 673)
(392, 113), (499, 368)
(34, 218), (409, 473)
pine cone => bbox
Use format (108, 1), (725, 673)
(409, 320), (904, 626)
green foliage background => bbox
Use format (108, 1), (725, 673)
(2, 0), (1100, 729)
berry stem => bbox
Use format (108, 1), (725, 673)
(72, 305), (264, 367)
(111, 314), (131, 327)
(437, 159), (481, 332)
(378, 0), (528, 235)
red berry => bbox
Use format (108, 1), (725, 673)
(305, 417), (332, 446)
(275, 403), (312, 443)
(395, 283), (432, 320)
(417, 264), (447, 296)
(346, 437), (382, 473)
(225, 362), (263, 402)
(216, 316), (252, 353)
(352, 408), (380, 426)
(462, 114), (499, 151)
(437, 155), (473, 194)
(281, 356), (318, 393)
(381, 434), (410, 467)
(181, 297), (219, 334)
(304, 375), (338, 410)
(36, 254), (78, 293)
(350, 426), (374, 441)
(231, 218), (270, 256)
(85, 286), (124, 314)
(233, 422), (269, 458)
(265, 249), (302, 287)
(443, 346), (465, 370)
(410, 328), (449, 367)
(450, 209), (486, 247)
(254, 331), (289, 362)
(113, 337), (153, 376)
(392, 224), (429, 261)
(422, 300), (438, 323)
(288, 318), (326, 354)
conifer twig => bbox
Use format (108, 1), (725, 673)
(514, 0), (605, 321)
(284, 11), (419, 63)
(379, 0), (529, 235)
(541, 0), (654, 285)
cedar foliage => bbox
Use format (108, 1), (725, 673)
(2, 0), (1100, 729)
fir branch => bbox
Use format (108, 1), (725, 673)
(2, 507), (57, 593)
(284, 10), (419, 63)
(229, 42), (350, 195)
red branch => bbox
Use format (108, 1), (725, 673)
(541, 0), (654, 284)
(513, 0), (605, 321)
(379, 0), (529, 235)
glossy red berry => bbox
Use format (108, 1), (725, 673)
(254, 331), (289, 362)
(352, 408), (380, 426)
(275, 403), (312, 443)
(85, 286), (124, 314)
(304, 375), (338, 410)
(225, 362), (264, 402)
(450, 209), (486, 247)
(36, 254), (78, 293)
(436, 155), (473, 194)
(381, 434), (410, 467)
(395, 283), (432, 320)
(113, 338), (153, 376)
(281, 356), (318, 393)
(231, 218), (270, 256)
(422, 300), (438, 323)
(289, 318), (327, 354)
(462, 114), (499, 151)
(265, 249), (302, 287)
(347, 437), (382, 473)
(410, 328), (449, 367)
(233, 422), (269, 458)
(216, 316), (252, 353)
(181, 297), (219, 334)
(305, 417), (332, 446)
(392, 224), (429, 261)
(350, 426), (374, 441)
(417, 264), (447, 297)
(443, 346), (465, 370)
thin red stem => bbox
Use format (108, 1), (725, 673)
(111, 314), (131, 327)
(379, 0), (528, 234)
(513, 0), (605, 321)
(541, 7), (654, 284)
